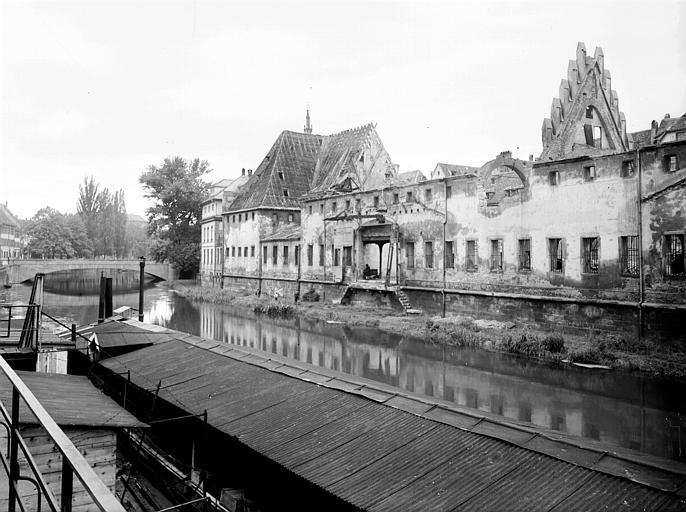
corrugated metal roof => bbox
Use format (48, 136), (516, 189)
(96, 323), (686, 511)
(0, 370), (145, 428)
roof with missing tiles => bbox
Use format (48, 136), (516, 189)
(96, 320), (686, 511)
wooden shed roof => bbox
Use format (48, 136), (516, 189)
(96, 323), (686, 511)
(0, 370), (146, 428)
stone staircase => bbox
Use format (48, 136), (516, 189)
(396, 289), (422, 315)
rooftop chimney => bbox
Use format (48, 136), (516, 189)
(248, 169), (252, 175)
(241, 168), (245, 176)
(664, 113), (670, 119)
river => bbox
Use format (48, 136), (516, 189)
(2, 269), (685, 463)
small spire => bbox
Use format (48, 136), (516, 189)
(304, 109), (312, 134)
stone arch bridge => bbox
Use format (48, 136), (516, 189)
(5, 259), (177, 284)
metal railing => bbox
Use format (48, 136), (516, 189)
(0, 356), (126, 512)
(0, 304), (40, 346)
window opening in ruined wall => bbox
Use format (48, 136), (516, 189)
(664, 234), (685, 277)
(549, 171), (560, 186)
(582, 237), (599, 274)
(425, 241), (433, 268)
(444, 241), (454, 269)
(619, 236), (639, 276)
(621, 161), (634, 178)
(406, 242), (415, 269)
(549, 238), (563, 273)
(490, 239), (503, 271)
(466, 240), (477, 270)
(518, 239), (531, 271)
(584, 165), (596, 182)
(664, 155), (678, 173)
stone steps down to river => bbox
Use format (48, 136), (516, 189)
(90, 318), (686, 511)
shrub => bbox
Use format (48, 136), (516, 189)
(542, 334), (565, 353)
(302, 287), (320, 302)
(253, 303), (295, 318)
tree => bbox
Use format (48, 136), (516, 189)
(139, 157), (210, 276)
(77, 176), (127, 258)
(25, 207), (93, 259)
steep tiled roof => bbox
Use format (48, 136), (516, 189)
(310, 123), (391, 194)
(433, 163), (479, 178)
(0, 203), (20, 228)
(629, 129), (652, 149)
(261, 224), (301, 242)
(656, 114), (686, 142)
(397, 170), (427, 184)
(228, 131), (323, 211)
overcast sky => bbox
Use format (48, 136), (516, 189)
(1, 0), (684, 219)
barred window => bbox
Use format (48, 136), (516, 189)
(664, 234), (685, 277)
(582, 237), (599, 274)
(490, 239), (503, 271)
(444, 241), (454, 269)
(619, 236), (639, 276)
(548, 238), (563, 273)
(406, 242), (415, 269)
(425, 241), (434, 269)
(466, 240), (478, 270)
(518, 239), (531, 271)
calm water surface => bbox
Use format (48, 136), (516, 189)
(2, 269), (685, 462)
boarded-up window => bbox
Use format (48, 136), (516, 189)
(549, 238), (563, 273)
(664, 234), (685, 277)
(307, 244), (313, 266)
(466, 240), (477, 270)
(444, 241), (454, 269)
(582, 237), (599, 273)
(425, 241), (434, 268)
(619, 236), (638, 276)
(406, 242), (415, 269)
(518, 239), (531, 270)
(343, 246), (352, 266)
(490, 239), (503, 271)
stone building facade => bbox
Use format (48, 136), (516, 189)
(213, 43), (685, 342)
(0, 202), (21, 261)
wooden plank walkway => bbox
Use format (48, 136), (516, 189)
(95, 320), (686, 511)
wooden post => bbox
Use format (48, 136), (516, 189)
(8, 387), (20, 512)
(105, 278), (113, 318)
(98, 274), (106, 324)
(138, 257), (146, 322)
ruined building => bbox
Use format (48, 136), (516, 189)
(216, 42), (685, 342)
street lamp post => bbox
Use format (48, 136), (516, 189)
(138, 257), (146, 322)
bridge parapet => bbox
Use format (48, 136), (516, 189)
(6, 259), (175, 284)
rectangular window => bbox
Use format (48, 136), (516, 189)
(466, 240), (477, 270)
(272, 213), (278, 224)
(518, 239), (531, 271)
(232, 246), (236, 257)
(619, 236), (639, 276)
(549, 238), (563, 273)
(406, 242), (415, 269)
(490, 239), (503, 271)
(621, 161), (635, 178)
(593, 126), (602, 148)
(244, 246), (248, 257)
(250, 246), (255, 257)
(345, 200), (351, 210)
(355, 198), (360, 210)
(331, 202), (337, 212)
(425, 241), (434, 269)
(319, 244), (325, 266)
(585, 106), (593, 119)
(252, 212), (255, 220)
(272, 245), (278, 265)
(263, 246), (267, 264)
(664, 234), (685, 277)
(446, 186), (452, 199)
(238, 247), (242, 257)
(283, 245), (289, 265)
(343, 246), (352, 266)
(320, 203), (324, 214)
(406, 191), (413, 202)
(582, 237), (599, 274)
(425, 188), (432, 201)
(393, 193), (399, 204)
(288, 213), (294, 222)
(309, 205), (313, 215)
(664, 155), (678, 173)
(294, 246), (299, 266)
(444, 241), (454, 269)
(584, 165), (596, 182)
(549, 171), (560, 186)
(307, 244), (313, 266)
(278, 171), (284, 181)
(333, 248), (340, 266)
(373, 196), (379, 208)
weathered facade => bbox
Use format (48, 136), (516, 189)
(0, 202), (21, 261)
(215, 43), (685, 341)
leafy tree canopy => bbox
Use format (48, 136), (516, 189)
(26, 207), (93, 259)
(77, 176), (127, 258)
(139, 157), (210, 276)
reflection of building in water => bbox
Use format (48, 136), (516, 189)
(197, 302), (683, 461)
(147, 296), (174, 326)
(398, 352), (680, 459)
